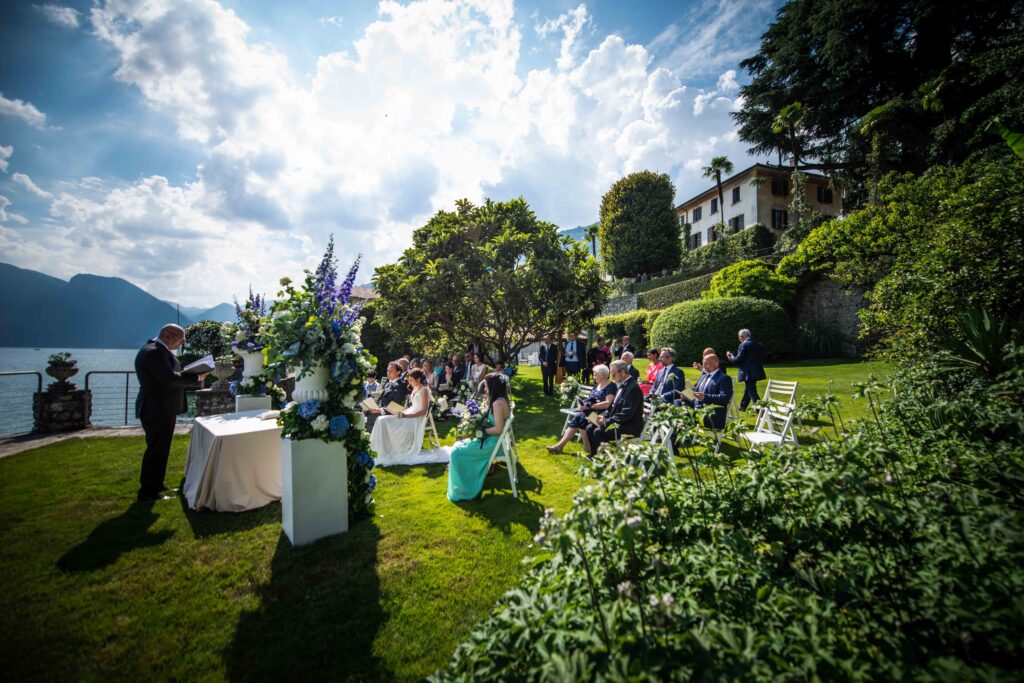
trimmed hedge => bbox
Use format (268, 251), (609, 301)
(593, 309), (663, 351)
(638, 272), (716, 310)
(703, 259), (796, 304)
(649, 297), (790, 365)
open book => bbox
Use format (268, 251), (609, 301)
(385, 401), (406, 415)
(361, 397), (380, 411)
(678, 379), (696, 402)
(182, 354), (214, 375)
(586, 411), (602, 426)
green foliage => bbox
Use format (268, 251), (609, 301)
(649, 297), (790, 365)
(777, 169), (823, 252)
(358, 301), (406, 373)
(636, 272), (715, 310)
(184, 320), (230, 357)
(703, 259), (795, 304)
(593, 310), (657, 351)
(795, 318), (849, 358)
(990, 119), (1024, 159)
(374, 198), (606, 362)
(598, 171), (683, 278)
(434, 354), (1024, 680)
(937, 306), (1021, 378)
(675, 223), (776, 280)
(778, 160), (1024, 353)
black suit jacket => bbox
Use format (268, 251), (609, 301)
(134, 340), (195, 421)
(543, 343), (559, 368)
(378, 377), (409, 408)
(614, 344), (636, 358)
(603, 376), (644, 436)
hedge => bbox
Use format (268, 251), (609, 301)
(638, 272), (716, 310)
(649, 296), (790, 365)
(593, 309), (663, 352)
(702, 259), (796, 304)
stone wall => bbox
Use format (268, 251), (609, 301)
(601, 294), (639, 316)
(196, 389), (235, 417)
(34, 389), (91, 432)
(792, 275), (869, 356)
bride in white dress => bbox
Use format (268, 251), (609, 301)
(370, 369), (433, 466)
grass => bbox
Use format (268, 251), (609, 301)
(0, 359), (889, 681)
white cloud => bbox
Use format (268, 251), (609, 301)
(0, 93), (47, 129)
(693, 68), (744, 115)
(12, 173), (52, 198)
(0, 145), (11, 173)
(35, 3), (80, 29)
(2, 0), (767, 305)
(0, 196), (28, 224)
(319, 16), (344, 28)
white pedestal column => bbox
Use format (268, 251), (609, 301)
(280, 438), (349, 545)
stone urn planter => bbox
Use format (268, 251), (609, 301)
(209, 359), (237, 391)
(236, 349), (265, 379)
(292, 362), (329, 404)
(46, 362), (79, 385)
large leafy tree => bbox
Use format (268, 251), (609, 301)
(598, 171), (682, 278)
(373, 198), (606, 362)
(734, 0), (1024, 206)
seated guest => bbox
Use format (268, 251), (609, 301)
(649, 347), (685, 403)
(363, 361), (409, 431)
(582, 361), (644, 454)
(644, 348), (662, 384)
(447, 373), (512, 501)
(423, 360), (439, 391)
(363, 371), (381, 397)
(692, 347), (716, 372)
(410, 357), (423, 370)
(678, 354), (733, 430)
(494, 361), (515, 378)
(620, 351), (640, 382)
(439, 362), (457, 394)
(455, 351), (474, 386)
(546, 364), (616, 454)
(370, 369), (433, 465)
(614, 335), (636, 358)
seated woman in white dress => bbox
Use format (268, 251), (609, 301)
(370, 369), (433, 466)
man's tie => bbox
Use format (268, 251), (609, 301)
(652, 367), (666, 394)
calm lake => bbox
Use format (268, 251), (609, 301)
(0, 347), (143, 435)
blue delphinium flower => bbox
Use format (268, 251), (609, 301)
(328, 414), (350, 438)
(297, 399), (321, 419)
(465, 398), (480, 416)
(229, 381), (239, 395)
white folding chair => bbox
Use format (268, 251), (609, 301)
(426, 406), (442, 450)
(561, 385), (594, 441)
(486, 413), (519, 497)
(740, 405), (799, 450)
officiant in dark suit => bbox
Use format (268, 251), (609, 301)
(583, 360), (644, 454)
(134, 324), (201, 502)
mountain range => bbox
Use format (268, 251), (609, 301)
(0, 262), (234, 349)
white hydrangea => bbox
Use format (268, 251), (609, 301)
(357, 413), (366, 429)
(342, 343), (356, 355)
(311, 415), (328, 432)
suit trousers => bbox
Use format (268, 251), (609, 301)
(585, 423), (618, 449)
(139, 416), (176, 498)
(542, 367), (556, 395)
(741, 379), (760, 411)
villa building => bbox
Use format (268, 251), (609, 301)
(675, 163), (842, 250)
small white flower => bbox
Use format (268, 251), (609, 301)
(266, 381), (274, 388)
(342, 343), (356, 355)
(357, 413), (366, 429)
(311, 415), (328, 432)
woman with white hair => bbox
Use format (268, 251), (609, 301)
(546, 364), (616, 454)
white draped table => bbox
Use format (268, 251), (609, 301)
(183, 410), (282, 512)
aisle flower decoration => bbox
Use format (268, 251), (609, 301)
(232, 288), (267, 351)
(558, 375), (582, 406)
(264, 237), (378, 519)
(229, 376), (286, 408)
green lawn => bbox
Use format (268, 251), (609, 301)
(0, 359), (889, 681)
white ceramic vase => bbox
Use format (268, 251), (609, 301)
(236, 349), (265, 379)
(292, 362), (329, 404)
(280, 438), (349, 545)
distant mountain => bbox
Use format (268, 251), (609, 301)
(174, 304), (208, 319)
(193, 303), (236, 323)
(0, 262), (195, 348)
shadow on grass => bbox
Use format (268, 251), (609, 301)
(57, 500), (174, 572)
(176, 484), (281, 538)
(227, 521), (388, 682)
(457, 462), (546, 535)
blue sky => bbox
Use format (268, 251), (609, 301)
(0, 0), (784, 305)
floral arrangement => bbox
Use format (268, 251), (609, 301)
(558, 375), (582, 406)
(47, 352), (75, 367)
(454, 397), (490, 445)
(264, 238), (378, 518)
(232, 288), (267, 351)
(229, 375), (286, 408)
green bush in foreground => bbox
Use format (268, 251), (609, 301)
(649, 297), (789, 364)
(433, 353), (1024, 681)
(703, 259), (795, 304)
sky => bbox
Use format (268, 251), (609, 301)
(0, 0), (785, 307)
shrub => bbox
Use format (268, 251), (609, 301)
(594, 309), (656, 350)
(637, 272), (715, 310)
(599, 171), (682, 278)
(702, 259), (796, 304)
(675, 222), (776, 279)
(795, 318), (849, 358)
(649, 297), (789, 364)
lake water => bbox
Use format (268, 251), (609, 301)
(0, 347), (143, 435)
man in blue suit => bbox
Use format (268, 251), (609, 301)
(726, 328), (766, 411)
(649, 347), (685, 403)
(679, 353), (733, 429)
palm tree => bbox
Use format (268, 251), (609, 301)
(702, 156), (734, 236)
(772, 102), (807, 168)
(583, 222), (599, 258)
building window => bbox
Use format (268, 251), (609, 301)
(710, 197), (718, 214)
(731, 186), (741, 204)
(707, 226), (716, 243)
(692, 233), (702, 249)
(817, 186), (834, 204)
(692, 206), (702, 222)
(728, 214), (745, 232)
(678, 214), (686, 226)
(771, 178), (789, 196)
(771, 208), (788, 230)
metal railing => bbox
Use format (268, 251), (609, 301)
(0, 372), (44, 435)
(84, 371), (200, 426)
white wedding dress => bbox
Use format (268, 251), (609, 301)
(370, 387), (449, 466)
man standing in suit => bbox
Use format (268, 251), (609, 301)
(134, 324), (201, 502)
(364, 361), (410, 430)
(614, 335), (636, 359)
(649, 347), (685, 403)
(583, 360), (644, 454)
(561, 331), (583, 378)
(679, 353), (734, 429)
(726, 328), (766, 411)
(539, 333), (557, 396)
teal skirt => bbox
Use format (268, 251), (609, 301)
(447, 435), (500, 501)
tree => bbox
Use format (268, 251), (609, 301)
(701, 156), (734, 234)
(373, 198), (607, 362)
(771, 102), (806, 168)
(599, 171), (682, 278)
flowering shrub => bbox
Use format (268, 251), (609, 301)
(264, 238), (377, 518)
(229, 375), (286, 408)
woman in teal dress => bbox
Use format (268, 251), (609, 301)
(448, 373), (511, 501)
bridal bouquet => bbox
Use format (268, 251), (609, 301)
(263, 238), (378, 518)
(454, 397), (489, 444)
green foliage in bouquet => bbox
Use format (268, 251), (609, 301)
(229, 375), (286, 409)
(557, 375), (581, 407)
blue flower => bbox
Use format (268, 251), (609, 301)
(297, 399), (321, 419)
(356, 451), (370, 467)
(329, 414), (350, 438)
(368, 474), (377, 492)
(229, 381), (239, 395)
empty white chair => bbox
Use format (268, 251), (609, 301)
(740, 405), (799, 450)
(486, 413), (519, 496)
